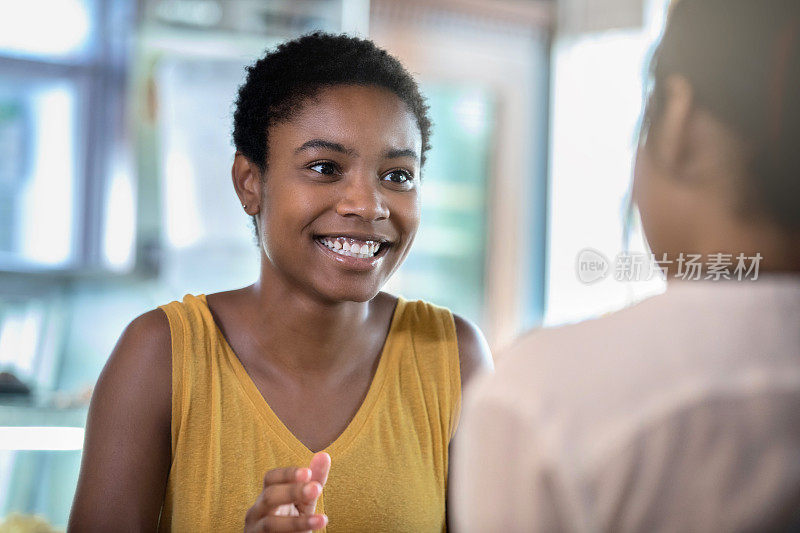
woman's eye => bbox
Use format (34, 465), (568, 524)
(309, 162), (338, 175)
(382, 169), (413, 184)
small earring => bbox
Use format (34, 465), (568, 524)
(242, 204), (248, 210)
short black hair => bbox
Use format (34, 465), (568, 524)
(232, 32), (432, 174)
(643, 0), (800, 231)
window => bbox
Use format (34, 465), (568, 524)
(545, 0), (670, 325)
(0, 0), (135, 272)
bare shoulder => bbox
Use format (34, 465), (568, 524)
(87, 308), (170, 401)
(452, 313), (493, 390)
(100, 308), (172, 391)
(119, 308), (171, 356)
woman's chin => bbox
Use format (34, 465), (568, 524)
(313, 283), (382, 305)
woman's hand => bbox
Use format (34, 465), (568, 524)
(245, 452), (331, 532)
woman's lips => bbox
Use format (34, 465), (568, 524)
(313, 236), (391, 270)
(317, 236), (384, 258)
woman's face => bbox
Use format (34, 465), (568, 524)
(256, 85), (422, 303)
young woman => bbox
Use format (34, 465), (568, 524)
(69, 33), (492, 532)
(453, 0), (800, 530)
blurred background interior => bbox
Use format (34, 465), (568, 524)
(0, 0), (671, 528)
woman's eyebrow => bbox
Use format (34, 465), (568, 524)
(295, 139), (356, 156)
(383, 148), (418, 161)
(294, 139), (417, 161)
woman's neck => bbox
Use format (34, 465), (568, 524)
(242, 263), (388, 377)
(685, 207), (800, 274)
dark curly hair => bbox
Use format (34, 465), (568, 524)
(233, 32), (432, 174)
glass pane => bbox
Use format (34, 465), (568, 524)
(0, 0), (96, 62)
(545, 27), (666, 326)
(0, 449), (82, 529)
(0, 303), (44, 378)
(159, 57), (252, 251)
(0, 78), (80, 268)
(155, 57), (261, 294)
(385, 85), (494, 326)
(102, 166), (136, 271)
(0, 405), (88, 530)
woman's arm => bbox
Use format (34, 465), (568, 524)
(68, 309), (172, 532)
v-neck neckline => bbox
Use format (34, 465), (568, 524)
(196, 293), (405, 458)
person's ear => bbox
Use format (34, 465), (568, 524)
(651, 75), (695, 177)
(232, 152), (262, 215)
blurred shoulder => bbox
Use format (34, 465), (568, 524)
(502, 292), (673, 372)
(452, 313), (493, 389)
(476, 293), (675, 413)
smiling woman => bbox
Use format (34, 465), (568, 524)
(238, 84), (423, 305)
(67, 33), (492, 533)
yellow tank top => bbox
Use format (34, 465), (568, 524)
(157, 294), (460, 532)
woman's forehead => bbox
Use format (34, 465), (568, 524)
(270, 85), (422, 156)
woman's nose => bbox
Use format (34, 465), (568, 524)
(335, 174), (390, 221)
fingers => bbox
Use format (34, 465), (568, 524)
(249, 481), (322, 519)
(247, 459), (331, 533)
(263, 481), (322, 510)
(298, 452), (332, 517)
(272, 504), (300, 517)
(252, 513), (328, 532)
(309, 452), (331, 486)
(263, 467), (312, 488)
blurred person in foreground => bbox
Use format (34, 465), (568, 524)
(452, 0), (800, 531)
(69, 33), (491, 532)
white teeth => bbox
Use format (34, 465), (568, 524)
(318, 237), (385, 259)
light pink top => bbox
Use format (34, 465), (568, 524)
(453, 277), (800, 532)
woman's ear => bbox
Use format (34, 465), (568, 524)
(232, 152), (262, 215)
(651, 75), (695, 177)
